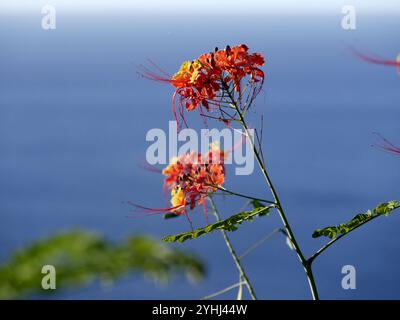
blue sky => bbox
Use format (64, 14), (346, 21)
(1, 0), (399, 15)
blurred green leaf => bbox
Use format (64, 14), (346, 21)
(312, 200), (400, 239)
(0, 231), (205, 299)
(162, 206), (272, 243)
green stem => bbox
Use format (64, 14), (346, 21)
(202, 281), (246, 300)
(215, 186), (275, 205)
(227, 94), (319, 300)
(208, 196), (257, 300)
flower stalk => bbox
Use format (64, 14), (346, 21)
(140, 44), (322, 299)
(229, 96), (320, 300)
(208, 196), (257, 300)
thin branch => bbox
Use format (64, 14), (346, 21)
(214, 186), (276, 205)
(199, 113), (240, 122)
(259, 114), (265, 165)
(239, 228), (284, 259)
(208, 196), (257, 300)
(201, 281), (246, 300)
(236, 275), (244, 300)
(222, 79), (320, 300)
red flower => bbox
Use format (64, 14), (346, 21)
(210, 44), (264, 92)
(140, 45), (265, 128)
(130, 143), (225, 221)
(162, 143), (225, 215)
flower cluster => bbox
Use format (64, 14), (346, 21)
(130, 143), (225, 219)
(142, 44), (265, 126)
(134, 44), (262, 222)
(162, 143), (225, 215)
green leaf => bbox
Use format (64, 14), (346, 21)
(250, 199), (263, 208)
(312, 200), (400, 239)
(164, 213), (179, 219)
(162, 206), (271, 243)
(0, 231), (205, 299)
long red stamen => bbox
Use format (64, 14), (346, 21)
(374, 133), (400, 156)
(127, 201), (185, 213)
(351, 48), (399, 67)
(146, 58), (171, 78)
(138, 160), (162, 173)
(138, 64), (172, 83)
(202, 202), (209, 225)
(172, 91), (180, 128)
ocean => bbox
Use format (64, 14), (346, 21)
(0, 12), (399, 299)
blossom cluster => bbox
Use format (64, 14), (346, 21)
(162, 143), (225, 215)
(143, 44), (265, 126)
(135, 44), (264, 221)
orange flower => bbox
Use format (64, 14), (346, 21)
(140, 45), (265, 128)
(130, 144), (225, 221)
(211, 44), (265, 92)
(162, 144), (225, 215)
(170, 187), (186, 211)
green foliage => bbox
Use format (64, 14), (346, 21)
(162, 206), (271, 243)
(250, 199), (263, 208)
(164, 213), (179, 219)
(312, 200), (400, 239)
(0, 231), (205, 299)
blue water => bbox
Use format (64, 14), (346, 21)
(0, 12), (399, 299)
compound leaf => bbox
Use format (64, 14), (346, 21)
(163, 206), (271, 243)
(312, 200), (400, 239)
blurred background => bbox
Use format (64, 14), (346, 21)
(0, 0), (399, 299)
